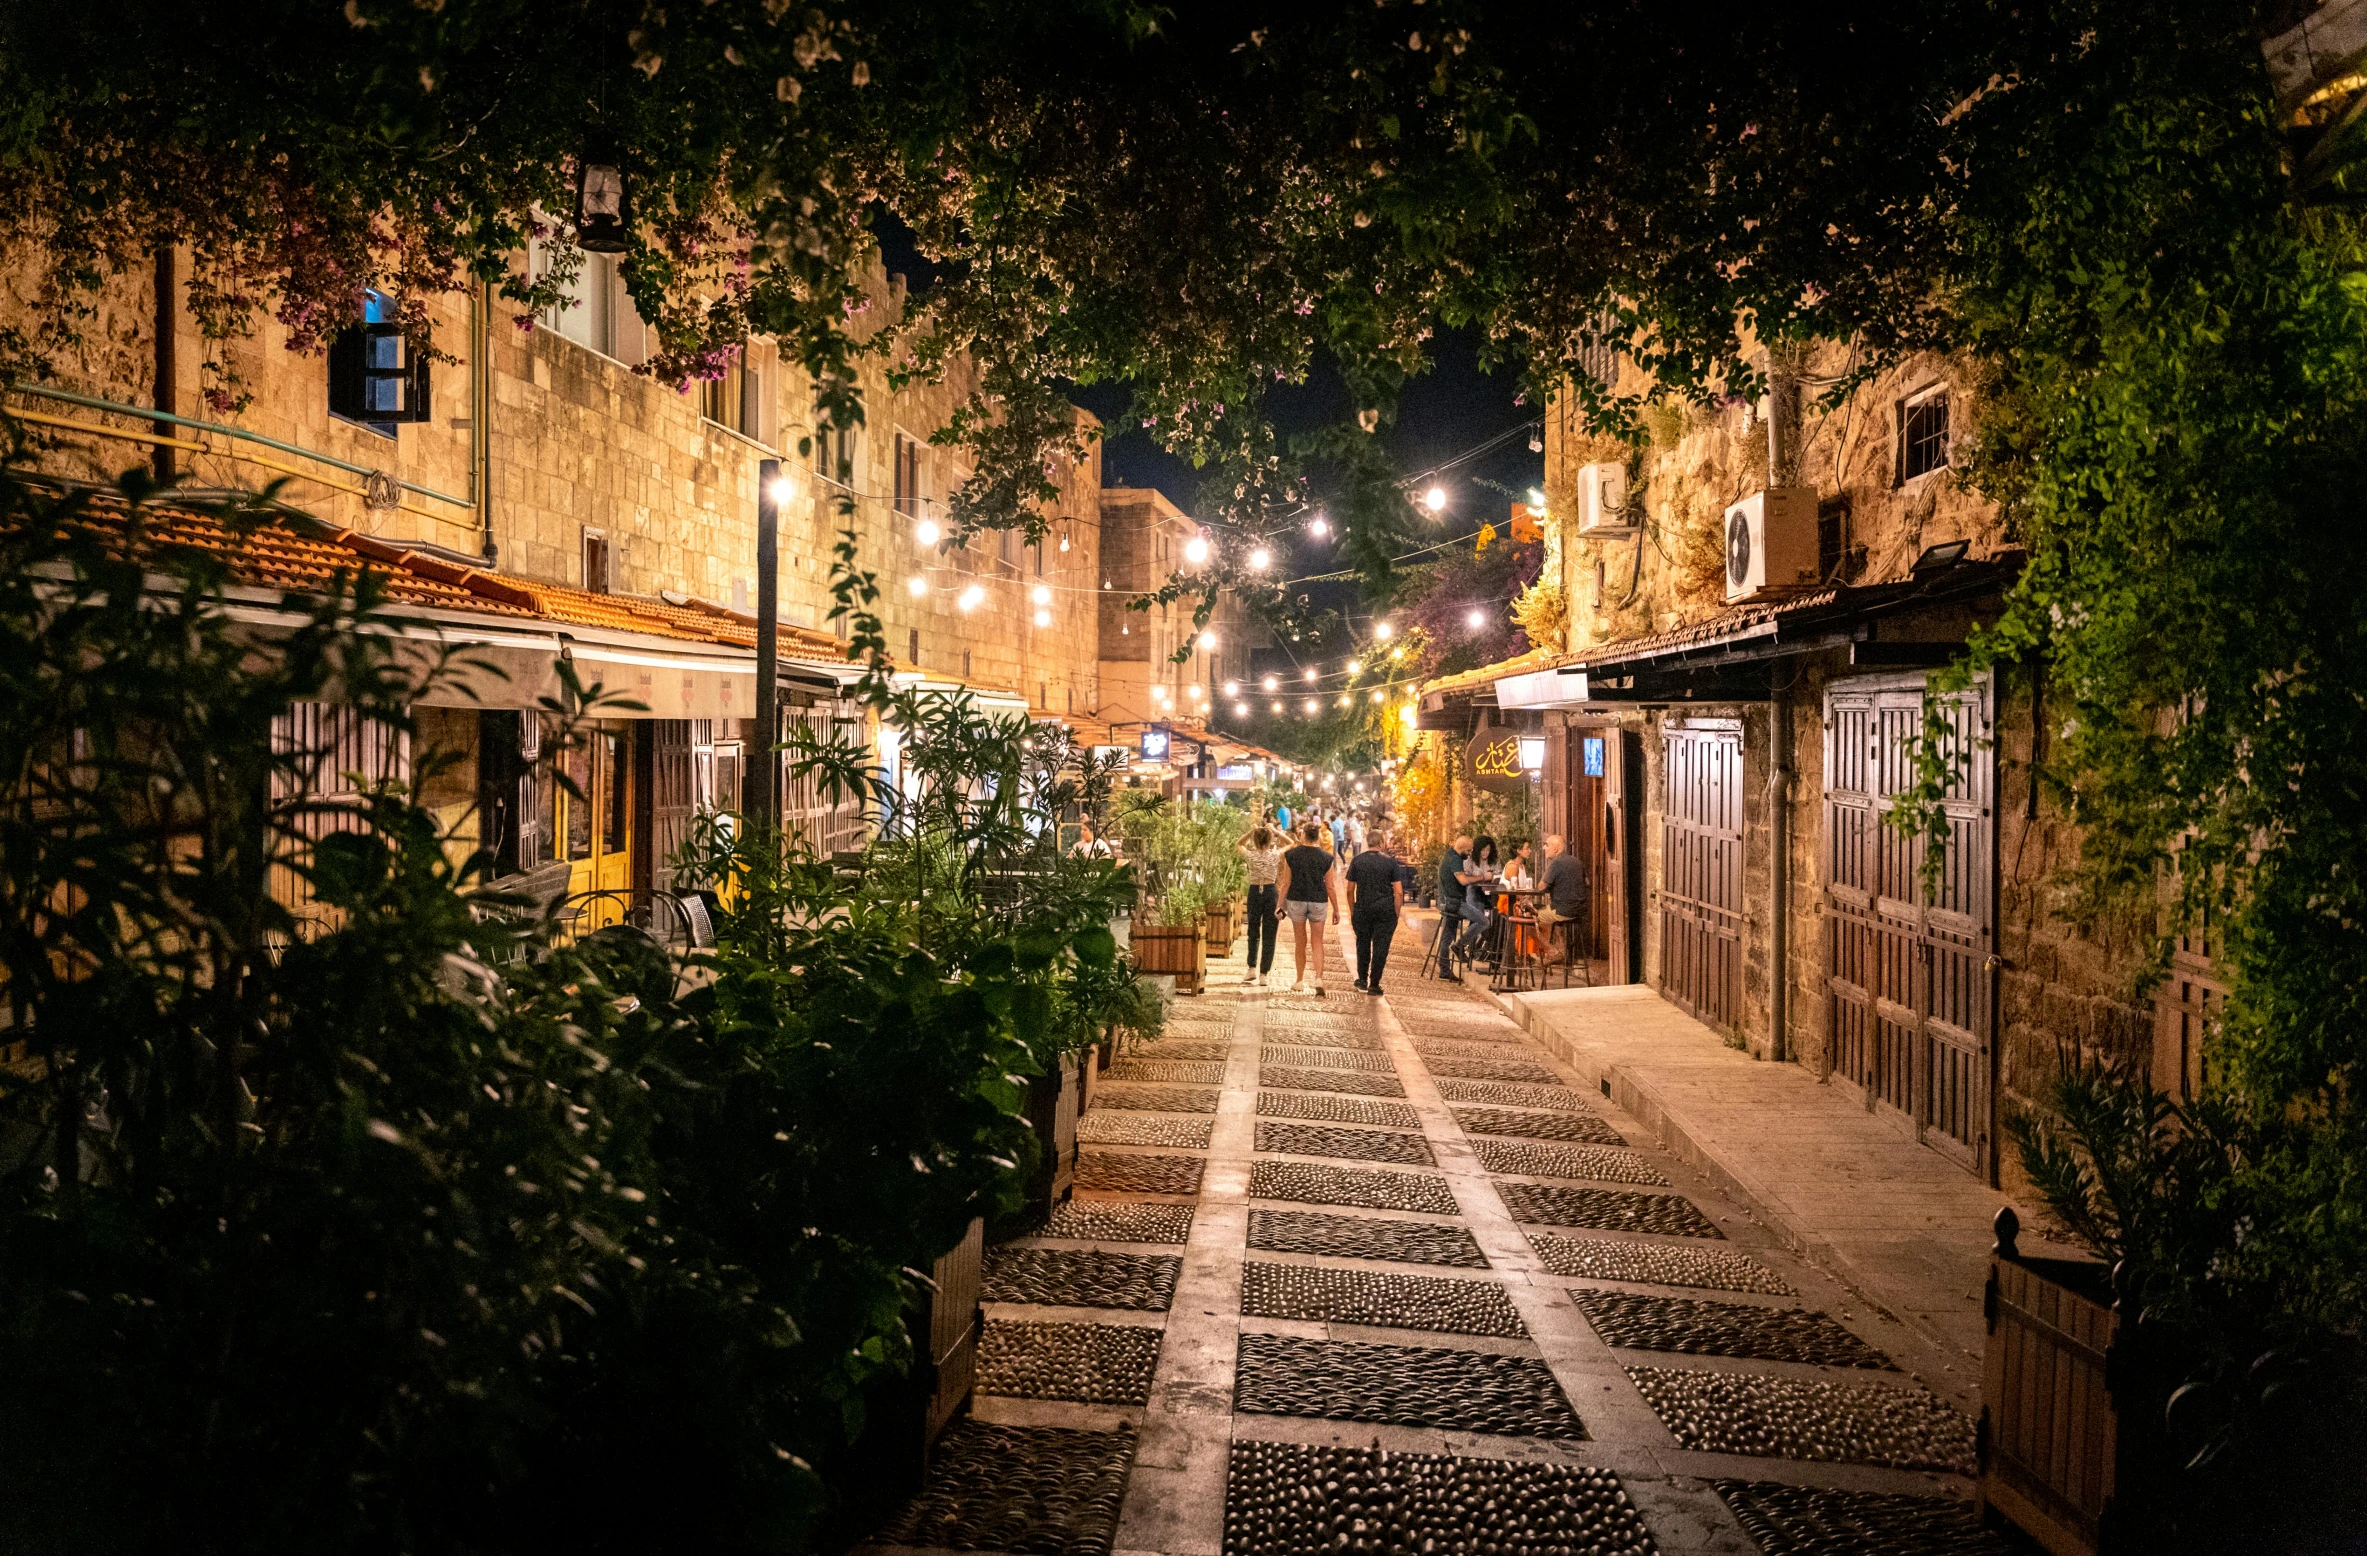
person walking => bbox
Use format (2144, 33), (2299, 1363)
(1238, 823), (1285, 986)
(1279, 820), (1340, 995)
(1330, 810), (1349, 864)
(1347, 828), (1405, 994)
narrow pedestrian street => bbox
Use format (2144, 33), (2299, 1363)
(864, 924), (2023, 1556)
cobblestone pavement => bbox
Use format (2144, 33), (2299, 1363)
(868, 930), (1992, 1556)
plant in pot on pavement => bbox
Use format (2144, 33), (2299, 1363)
(1191, 799), (1251, 955)
(1111, 790), (1214, 994)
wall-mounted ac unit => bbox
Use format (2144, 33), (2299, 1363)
(1575, 462), (1632, 535)
(1723, 488), (1820, 603)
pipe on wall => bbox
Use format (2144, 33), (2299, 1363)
(1768, 692), (1791, 1064)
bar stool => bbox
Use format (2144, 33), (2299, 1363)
(1489, 908), (1546, 993)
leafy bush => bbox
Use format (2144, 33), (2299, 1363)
(0, 472), (1144, 1551)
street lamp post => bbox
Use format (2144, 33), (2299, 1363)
(747, 457), (781, 828)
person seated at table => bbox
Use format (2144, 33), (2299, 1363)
(1501, 839), (1537, 891)
(1434, 832), (1490, 981)
(1457, 835), (1501, 965)
(1536, 832), (1588, 957)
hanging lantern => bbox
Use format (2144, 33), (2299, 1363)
(574, 150), (632, 253)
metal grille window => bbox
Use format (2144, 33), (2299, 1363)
(327, 290), (429, 435)
(1899, 388), (1950, 482)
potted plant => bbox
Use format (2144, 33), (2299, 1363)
(1194, 802), (1251, 955)
(1112, 792), (1212, 994)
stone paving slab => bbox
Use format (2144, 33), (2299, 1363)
(1234, 1333), (1588, 1439)
(1041, 1201), (1195, 1245)
(1253, 1120), (1435, 1166)
(1528, 1232), (1794, 1295)
(1410, 1033), (1530, 1053)
(1435, 1077), (1592, 1110)
(1076, 1111), (1213, 1149)
(872, 1420), (1136, 1555)
(979, 1320), (1164, 1405)
(1474, 1137), (1669, 1186)
(1253, 1025), (1385, 1051)
(1247, 1160), (1459, 1216)
(1499, 1182), (1726, 1239)
(1240, 1259), (1528, 1338)
(1709, 1480), (2018, 1556)
(1223, 1439), (1656, 1556)
(1075, 1151), (1206, 1196)
(1106, 1059), (1227, 1085)
(1572, 1289), (1894, 1369)
(1453, 1105), (1626, 1144)
(1627, 1366), (1977, 1473)
(1093, 1084), (1219, 1114)
(1258, 1065), (1407, 1098)
(1254, 1091), (1421, 1129)
(1423, 1055), (1565, 1084)
(1258, 1044), (1397, 1072)
(1128, 1038), (1229, 1061)
(1246, 1208), (1490, 1269)
(984, 1248), (1182, 1311)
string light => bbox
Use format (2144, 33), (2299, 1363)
(915, 518), (941, 545)
(1424, 487), (1447, 514)
(907, 576), (928, 597)
(958, 583), (985, 612)
(1236, 701), (1250, 716)
(767, 474), (798, 506)
(1465, 607), (1486, 630)
(1373, 621), (1394, 641)
(1302, 698), (1319, 715)
(1370, 690), (1384, 703)
(1263, 675), (1279, 692)
(1249, 546), (1271, 570)
(1338, 695), (1352, 708)
(1527, 486), (1548, 509)
(1270, 700), (1283, 714)
(1302, 668), (1318, 684)
(1198, 631), (1218, 651)
(1308, 514), (1330, 538)
(1059, 530), (1072, 552)
(1034, 609), (1052, 627)
(1031, 584), (1052, 605)
(1223, 680), (1240, 696)
(1347, 659), (1363, 674)
(1183, 534), (1210, 565)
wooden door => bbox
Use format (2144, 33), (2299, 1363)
(1559, 727), (1607, 965)
(557, 719), (635, 926)
(1659, 723), (1744, 1032)
(1824, 679), (1995, 1174)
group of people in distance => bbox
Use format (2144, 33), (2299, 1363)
(1431, 829), (1587, 982)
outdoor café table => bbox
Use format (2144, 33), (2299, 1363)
(1489, 888), (1551, 991)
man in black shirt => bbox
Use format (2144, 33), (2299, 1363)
(1538, 832), (1587, 963)
(1434, 831), (1485, 980)
(1346, 829), (1407, 993)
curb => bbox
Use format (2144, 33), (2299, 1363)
(1480, 983), (1987, 1365)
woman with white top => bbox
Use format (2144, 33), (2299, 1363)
(1237, 823), (1285, 985)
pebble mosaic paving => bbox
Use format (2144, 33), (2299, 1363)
(1254, 1091), (1421, 1129)
(1247, 1160), (1461, 1215)
(1040, 1200), (1195, 1245)
(1625, 1367), (1978, 1473)
(1234, 1332), (1588, 1438)
(873, 1421), (1136, 1555)
(1435, 1077), (1592, 1110)
(1091, 1084), (1219, 1114)
(1252, 1120), (1436, 1165)
(1473, 1137), (1669, 1186)
(978, 1320), (1164, 1405)
(1572, 1288), (1894, 1369)
(1246, 1208), (1490, 1269)
(1454, 1105), (1627, 1145)
(1073, 1151), (1206, 1196)
(1527, 1232), (1794, 1295)
(1258, 1044), (1398, 1072)
(1224, 1440), (1657, 1556)
(1498, 1182), (1726, 1239)
(1104, 1058), (1227, 1085)
(879, 925), (1996, 1556)
(1240, 1259), (1529, 1338)
(1074, 1111), (1213, 1149)
(1709, 1480), (2020, 1556)
(1422, 1055), (1565, 1084)
(1257, 1064), (1408, 1097)
(982, 1248), (1182, 1311)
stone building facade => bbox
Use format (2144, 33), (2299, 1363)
(1095, 486), (1252, 731)
(1418, 343), (2170, 1193)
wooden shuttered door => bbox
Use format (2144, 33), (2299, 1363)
(1658, 724), (1744, 1033)
(1823, 678), (1996, 1176)
(269, 703), (412, 932)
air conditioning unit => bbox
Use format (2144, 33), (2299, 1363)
(1575, 461), (1632, 535)
(1723, 488), (1820, 603)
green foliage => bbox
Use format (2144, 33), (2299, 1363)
(1110, 792), (1250, 930)
(0, 469), (1137, 1550)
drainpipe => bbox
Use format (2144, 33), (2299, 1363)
(1768, 692), (1791, 1064)
(473, 278), (496, 562)
(152, 245), (176, 486)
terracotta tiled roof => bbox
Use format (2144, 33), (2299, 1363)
(43, 492), (860, 671)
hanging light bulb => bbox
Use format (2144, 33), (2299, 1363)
(1236, 701), (1250, 717)
(907, 576), (928, 597)
(1424, 486), (1447, 513)
(1373, 621), (1394, 641)
(1370, 690), (1384, 703)
(1303, 698), (1319, 715)
(1183, 534), (1210, 565)
(1527, 486), (1548, 511)
(1262, 675), (1279, 692)
(1308, 514), (1330, 538)
(1303, 667), (1318, 683)
(1347, 659), (1363, 674)
(1465, 606), (1486, 630)
(1249, 546), (1271, 570)
(915, 518), (941, 546)
(1034, 609), (1052, 627)
(1529, 430), (1544, 453)
(1270, 700), (1283, 714)
(767, 473), (799, 507)
(1338, 695), (1352, 708)
(573, 149), (632, 253)
(1059, 529), (1072, 552)
(1401, 702), (1419, 727)
(1198, 631), (1218, 651)
(1031, 583), (1051, 605)
(958, 583), (985, 612)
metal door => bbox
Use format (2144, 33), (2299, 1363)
(1823, 678), (1994, 1174)
(1659, 724), (1744, 1032)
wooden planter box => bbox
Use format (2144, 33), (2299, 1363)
(1133, 921), (1206, 995)
(995, 1053), (1080, 1239)
(1979, 1207), (2118, 1556)
(1204, 902), (1237, 956)
(834, 1215), (986, 1538)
